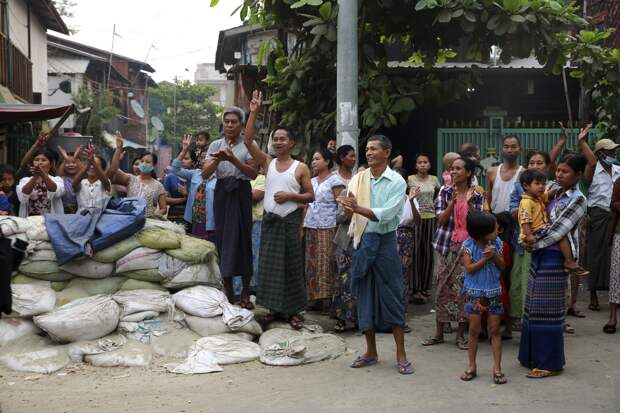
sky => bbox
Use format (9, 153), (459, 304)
(53, 0), (243, 82)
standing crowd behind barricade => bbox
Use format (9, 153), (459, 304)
(2, 97), (620, 381)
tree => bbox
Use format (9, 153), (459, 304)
(53, 0), (78, 34)
(149, 80), (223, 145)
(215, 0), (620, 151)
(72, 86), (119, 144)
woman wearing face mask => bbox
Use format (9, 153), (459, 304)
(16, 148), (65, 217)
(109, 132), (167, 217)
(57, 145), (83, 214)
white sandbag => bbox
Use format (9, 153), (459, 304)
(0, 216), (31, 236)
(144, 218), (186, 234)
(222, 303), (254, 330)
(92, 236), (141, 263)
(193, 334), (261, 365)
(259, 328), (346, 366)
(27, 248), (57, 261)
(0, 318), (41, 346)
(172, 286), (226, 318)
(34, 295), (121, 343)
(151, 327), (200, 359)
(158, 254), (189, 280)
(165, 347), (222, 374)
(33, 241), (54, 251)
(85, 341), (151, 367)
(67, 276), (127, 296)
(116, 247), (162, 273)
(185, 315), (262, 337)
(11, 284), (56, 317)
(161, 263), (222, 290)
(26, 215), (48, 241)
(112, 289), (172, 318)
(121, 310), (160, 322)
(266, 320), (324, 334)
(234, 332), (254, 342)
(136, 227), (181, 250)
(0, 335), (69, 374)
(67, 334), (126, 363)
(59, 257), (115, 279)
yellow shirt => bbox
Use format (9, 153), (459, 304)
(518, 193), (549, 240)
(251, 174), (266, 222)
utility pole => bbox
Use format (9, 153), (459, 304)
(336, 0), (359, 159)
(106, 24), (116, 91)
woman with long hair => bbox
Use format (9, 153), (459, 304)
(16, 148), (65, 217)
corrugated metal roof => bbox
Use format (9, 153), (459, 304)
(47, 57), (90, 74)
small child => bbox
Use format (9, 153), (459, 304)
(517, 169), (589, 277)
(0, 165), (17, 215)
(194, 130), (210, 164)
(460, 211), (507, 385)
(442, 152), (460, 186)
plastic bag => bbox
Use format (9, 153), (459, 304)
(0, 318), (41, 346)
(85, 341), (152, 367)
(166, 235), (217, 264)
(116, 248), (162, 273)
(92, 236), (141, 263)
(112, 289), (172, 319)
(161, 263), (222, 290)
(120, 279), (166, 291)
(67, 334), (126, 363)
(34, 295), (121, 343)
(172, 286), (226, 318)
(0, 335), (69, 373)
(67, 276), (127, 296)
(136, 227), (181, 250)
(59, 257), (115, 279)
(185, 315), (262, 337)
(11, 284), (56, 317)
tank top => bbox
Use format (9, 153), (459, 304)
(491, 164), (523, 213)
(264, 159), (301, 217)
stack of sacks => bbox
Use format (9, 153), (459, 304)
(3, 217), (223, 306)
(173, 286), (262, 338)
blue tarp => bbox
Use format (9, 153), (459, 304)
(45, 197), (146, 265)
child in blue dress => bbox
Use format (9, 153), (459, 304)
(460, 211), (507, 385)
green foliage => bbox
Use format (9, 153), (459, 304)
(149, 80), (223, 145)
(213, 0), (620, 149)
(72, 87), (119, 143)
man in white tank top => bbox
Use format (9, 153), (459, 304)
(487, 135), (523, 214)
(243, 91), (315, 329)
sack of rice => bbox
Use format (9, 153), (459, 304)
(119, 279), (167, 292)
(166, 235), (216, 264)
(144, 218), (186, 234)
(162, 263), (223, 290)
(25, 215), (48, 241)
(92, 236), (141, 263)
(67, 277), (127, 296)
(136, 227), (181, 250)
(59, 257), (115, 279)
(11, 284), (56, 317)
(56, 287), (90, 306)
(116, 248), (162, 273)
(19, 260), (73, 282)
(121, 268), (163, 282)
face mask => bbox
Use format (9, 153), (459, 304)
(139, 164), (154, 174)
(603, 155), (619, 166)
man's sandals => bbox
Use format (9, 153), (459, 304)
(526, 368), (558, 379)
(289, 315), (304, 330)
(421, 336), (444, 346)
(350, 355), (378, 368)
(603, 323), (617, 334)
(565, 264), (589, 277)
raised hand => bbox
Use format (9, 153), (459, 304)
(558, 121), (567, 141)
(74, 144), (84, 160)
(181, 134), (192, 152)
(250, 90), (262, 113)
(409, 185), (421, 200)
(115, 130), (124, 151)
(57, 145), (69, 160)
(578, 123), (593, 142)
(36, 132), (49, 147)
(85, 144), (96, 164)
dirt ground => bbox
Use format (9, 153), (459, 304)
(1, 292), (619, 413)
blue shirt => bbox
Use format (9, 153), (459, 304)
(163, 174), (186, 217)
(365, 167), (407, 234)
(171, 159), (216, 230)
(462, 237), (503, 298)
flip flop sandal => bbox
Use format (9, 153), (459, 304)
(564, 324), (575, 334)
(289, 316), (304, 330)
(603, 324), (617, 334)
(460, 369), (477, 381)
(421, 336), (444, 346)
(397, 361), (415, 375)
(403, 324), (412, 333)
(334, 321), (346, 333)
(350, 355), (378, 369)
(588, 303), (601, 312)
(526, 368), (557, 379)
(493, 371), (508, 385)
(567, 308), (586, 318)
(456, 337), (469, 350)
(565, 266), (590, 277)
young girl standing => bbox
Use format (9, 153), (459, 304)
(460, 211), (507, 384)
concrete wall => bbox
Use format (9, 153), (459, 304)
(8, 0), (49, 102)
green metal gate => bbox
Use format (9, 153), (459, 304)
(437, 127), (579, 187)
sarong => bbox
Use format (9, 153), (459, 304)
(330, 223), (356, 323)
(518, 248), (567, 372)
(397, 226), (414, 309)
(213, 177), (253, 279)
(351, 231), (405, 332)
(233, 220), (262, 296)
(305, 227), (337, 301)
(586, 207), (613, 291)
(508, 251), (532, 318)
(434, 242), (466, 323)
(256, 209), (305, 316)
(191, 222), (215, 243)
(413, 217), (436, 293)
(610, 235), (620, 305)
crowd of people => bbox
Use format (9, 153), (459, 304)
(2, 88), (619, 381)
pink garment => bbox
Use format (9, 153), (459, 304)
(451, 198), (469, 243)
(442, 170), (452, 187)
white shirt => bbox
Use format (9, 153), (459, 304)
(76, 179), (111, 211)
(588, 162), (620, 210)
(264, 159), (301, 217)
(16, 176), (66, 218)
